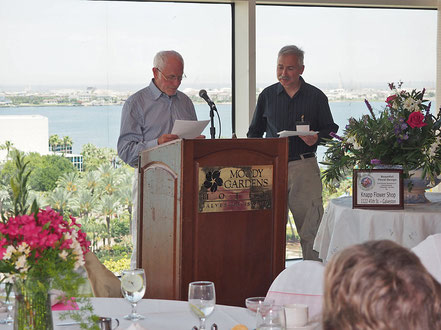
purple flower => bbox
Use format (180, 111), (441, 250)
(330, 132), (344, 141)
(401, 123), (408, 130)
(426, 102), (431, 117)
(370, 159), (381, 165)
(364, 99), (376, 120)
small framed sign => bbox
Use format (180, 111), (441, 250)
(353, 169), (403, 209)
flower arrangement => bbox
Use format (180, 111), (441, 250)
(321, 82), (441, 188)
(0, 151), (97, 329)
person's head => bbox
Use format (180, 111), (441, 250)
(323, 240), (441, 330)
(152, 50), (185, 96)
(277, 45), (305, 91)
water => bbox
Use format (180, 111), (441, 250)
(0, 101), (383, 162)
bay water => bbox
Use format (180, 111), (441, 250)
(0, 101), (383, 163)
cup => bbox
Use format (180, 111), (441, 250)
(97, 317), (119, 330)
(284, 303), (308, 328)
(256, 304), (286, 330)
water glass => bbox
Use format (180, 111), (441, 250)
(0, 283), (14, 325)
(121, 268), (146, 321)
(256, 304), (286, 330)
(188, 281), (216, 330)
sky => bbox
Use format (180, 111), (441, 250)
(0, 0), (437, 91)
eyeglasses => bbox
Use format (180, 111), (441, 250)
(156, 68), (186, 82)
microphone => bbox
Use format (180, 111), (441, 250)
(199, 89), (215, 106)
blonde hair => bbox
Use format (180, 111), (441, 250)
(323, 240), (441, 330)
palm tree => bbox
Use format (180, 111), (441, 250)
(0, 140), (14, 160)
(70, 188), (98, 218)
(45, 187), (72, 215)
(57, 172), (80, 193)
(97, 194), (120, 245)
(63, 136), (73, 153)
(81, 171), (99, 194)
(49, 134), (61, 152)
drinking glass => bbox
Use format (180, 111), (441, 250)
(121, 268), (146, 321)
(0, 283), (14, 325)
(188, 281), (216, 330)
(256, 304), (286, 330)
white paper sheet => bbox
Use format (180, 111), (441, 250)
(278, 130), (319, 137)
(171, 120), (210, 139)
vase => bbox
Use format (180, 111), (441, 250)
(403, 168), (441, 204)
(13, 277), (53, 330)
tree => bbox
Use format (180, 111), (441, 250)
(49, 134), (61, 152)
(26, 153), (76, 191)
(81, 144), (117, 172)
(0, 140), (15, 161)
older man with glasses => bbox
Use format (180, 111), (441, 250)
(117, 50), (202, 267)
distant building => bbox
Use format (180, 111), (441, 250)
(0, 115), (83, 171)
(0, 115), (49, 161)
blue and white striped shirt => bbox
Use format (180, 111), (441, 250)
(117, 79), (197, 167)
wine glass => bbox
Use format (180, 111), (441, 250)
(188, 281), (216, 330)
(121, 268), (146, 321)
(245, 297), (274, 315)
(256, 304), (286, 330)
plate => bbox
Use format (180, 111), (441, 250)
(278, 130), (319, 137)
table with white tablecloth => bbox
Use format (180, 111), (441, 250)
(313, 192), (441, 264)
(53, 298), (255, 330)
(0, 297), (255, 330)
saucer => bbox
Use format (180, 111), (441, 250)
(287, 322), (319, 330)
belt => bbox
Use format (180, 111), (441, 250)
(291, 152), (316, 161)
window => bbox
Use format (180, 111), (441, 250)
(256, 5), (436, 259)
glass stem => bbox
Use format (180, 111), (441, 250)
(199, 317), (207, 330)
(131, 302), (137, 316)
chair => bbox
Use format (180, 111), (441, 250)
(84, 251), (123, 298)
(266, 260), (324, 319)
(411, 234), (441, 284)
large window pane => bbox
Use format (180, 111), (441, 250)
(0, 0), (231, 270)
(256, 6), (436, 259)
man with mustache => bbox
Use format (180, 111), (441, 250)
(247, 45), (338, 260)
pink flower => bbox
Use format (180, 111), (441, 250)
(407, 111), (427, 128)
(386, 95), (397, 107)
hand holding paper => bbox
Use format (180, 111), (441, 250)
(171, 120), (210, 139)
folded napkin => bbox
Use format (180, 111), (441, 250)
(50, 290), (78, 311)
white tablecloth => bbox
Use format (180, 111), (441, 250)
(54, 298), (254, 329)
(313, 192), (441, 264)
(0, 298), (255, 329)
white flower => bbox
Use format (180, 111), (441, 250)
(15, 254), (27, 270)
(3, 246), (16, 260)
(17, 242), (30, 255)
(429, 137), (441, 157)
(59, 250), (69, 261)
(346, 135), (361, 150)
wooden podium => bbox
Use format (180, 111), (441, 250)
(137, 138), (288, 306)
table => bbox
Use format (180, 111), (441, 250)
(313, 192), (441, 264)
(47, 298), (254, 330)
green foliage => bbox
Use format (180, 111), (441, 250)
(103, 257), (131, 275)
(81, 143), (117, 172)
(321, 83), (441, 188)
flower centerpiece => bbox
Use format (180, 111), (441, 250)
(321, 82), (441, 199)
(0, 151), (96, 329)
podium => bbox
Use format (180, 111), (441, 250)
(137, 138), (288, 306)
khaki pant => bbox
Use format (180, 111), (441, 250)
(287, 157), (323, 261)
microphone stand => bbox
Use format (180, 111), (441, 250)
(208, 101), (217, 139)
